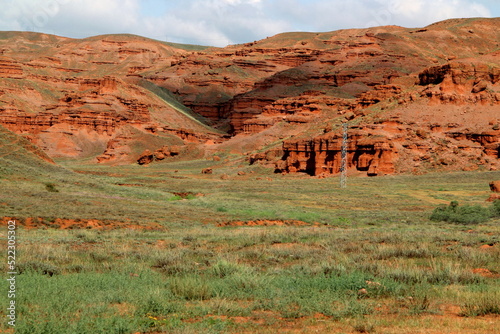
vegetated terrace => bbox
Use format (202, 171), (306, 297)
(0, 160), (499, 333)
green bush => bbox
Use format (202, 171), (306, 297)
(17, 261), (61, 276)
(430, 201), (491, 224)
(44, 182), (59, 192)
(491, 200), (500, 217)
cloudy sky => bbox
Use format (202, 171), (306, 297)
(1, 0), (499, 46)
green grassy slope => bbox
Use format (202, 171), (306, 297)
(0, 125), (63, 179)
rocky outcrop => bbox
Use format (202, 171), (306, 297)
(487, 181), (500, 202)
(419, 61), (500, 86)
(79, 76), (119, 94)
(0, 57), (23, 78)
(0, 110), (108, 136)
(419, 60), (500, 104)
(137, 149), (155, 165)
(263, 92), (353, 116)
(242, 117), (277, 134)
(446, 130), (500, 158)
(490, 181), (500, 193)
(248, 147), (284, 167)
(275, 115), (500, 177)
(136, 146), (183, 165)
(276, 129), (397, 176)
(202, 168), (212, 174)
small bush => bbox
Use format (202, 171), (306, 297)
(430, 201), (491, 224)
(17, 261), (60, 276)
(353, 321), (376, 333)
(44, 182), (59, 192)
(491, 200), (500, 217)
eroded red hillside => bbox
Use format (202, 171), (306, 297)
(0, 18), (498, 174)
(0, 33), (221, 163)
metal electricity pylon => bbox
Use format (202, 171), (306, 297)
(340, 122), (348, 188)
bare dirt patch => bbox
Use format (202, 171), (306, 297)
(0, 217), (164, 230)
(216, 219), (323, 227)
(172, 191), (204, 198)
(472, 268), (500, 278)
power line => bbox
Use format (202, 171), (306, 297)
(340, 122), (348, 189)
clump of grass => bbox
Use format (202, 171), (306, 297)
(17, 261), (60, 276)
(460, 292), (500, 316)
(169, 276), (213, 300)
(44, 182), (59, 192)
(135, 298), (180, 317)
(209, 259), (241, 278)
(66, 264), (86, 273)
(491, 200), (500, 216)
(353, 320), (376, 333)
(89, 251), (113, 263)
(74, 231), (100, 243)
(152, 252), (199, 276)
(373, 245), (434, 260)
(408, 295), (431, 314)
(430, 201), (492, 224)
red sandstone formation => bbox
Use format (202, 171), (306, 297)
(490, 181), (500, 193)
(136, 145), (182, 165)
(0, 18), (499, 175)
(202, 168), (213, 174)
(148, 18), (500, 137)
(0, 57), (24, 78)
(137, 150), (155, 165)
(487, 181), (500, 202)
(0, 33), (220, 162)
(276, 128), (397, 176)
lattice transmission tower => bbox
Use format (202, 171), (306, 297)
(340, 122), (348, 188)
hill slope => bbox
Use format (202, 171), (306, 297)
(0, 32), (222, 163)
(0, 18), (498, 175)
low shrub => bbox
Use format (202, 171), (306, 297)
(460, 292), (500, 316)
(353, 320), (376, 333)
(491, 200), (500, 217)
(44, 182), (59, 192)
(17, 261), (60, 276)
(430, 201), (491, 224)
(45, 182), (59, 193)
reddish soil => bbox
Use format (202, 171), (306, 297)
(472, 268), (500, 278)
(171, 191), (204, 198)
(0, 217), (164, 230)
(217, 219), (323, 227)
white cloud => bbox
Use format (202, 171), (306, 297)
(222, 0), (262, 4)
(0, 0), (495, 46)
(363, 0), (491, 27)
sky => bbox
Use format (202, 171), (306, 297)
(1, 0), (499, 47)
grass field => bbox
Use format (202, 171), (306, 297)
(1, 157), (499, 333)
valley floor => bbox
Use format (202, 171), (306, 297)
(0, 160), (499, 333)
